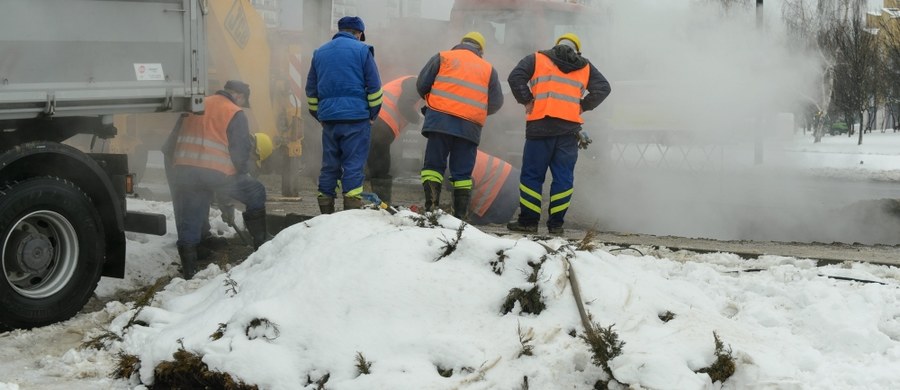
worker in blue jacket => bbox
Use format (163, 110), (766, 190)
(306, 16), (383, 214)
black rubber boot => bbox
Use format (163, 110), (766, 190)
(507, 221), (538, 233)
(371, 176), (393, 204)
(243, 208), (268, 250)
(423, 181), (442, 212)
(177, 244), (199, 279)
(452, 188), (471, 221)
(343, 195), (363, 210)
(317, 196), (335, 214)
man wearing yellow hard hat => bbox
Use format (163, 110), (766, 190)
(506, 32), (611, 235)
(416, 31), (504, 220)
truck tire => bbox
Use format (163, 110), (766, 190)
(0, 177), (105, 330)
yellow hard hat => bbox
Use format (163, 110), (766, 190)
(462, 31), (486, 52)
(254, 133), (273, 162)
(556, 33), (582, 53)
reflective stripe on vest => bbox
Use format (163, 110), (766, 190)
(378, 76), (413, 138)
(425, 50), (492, 126)
(173, 94), (241, 175)
(471, 150), (512, 217)
(527, 52), (589, 123)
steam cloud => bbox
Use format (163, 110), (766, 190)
(358, 0), (897, 244)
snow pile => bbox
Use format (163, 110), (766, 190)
(103, 209), (900, 389)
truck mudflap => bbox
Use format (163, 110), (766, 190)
(124, 211), (167, 236)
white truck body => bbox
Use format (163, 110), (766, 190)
(0, 0), (207, 330)
(0, 0), (206, 120)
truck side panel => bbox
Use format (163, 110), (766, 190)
(0, 0), (208, 330)
(0, 0), (206, 120)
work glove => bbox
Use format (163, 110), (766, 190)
(576, 131), (592, 150)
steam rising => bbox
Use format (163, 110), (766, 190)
(48, 0), (880, 245)
(355, 0), (896, 244)
(104, 0), (895, 245)
(565, 0), (897, 245)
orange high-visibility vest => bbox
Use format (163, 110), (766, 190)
(425, 49), (492, 126)
(379, 76), (414, 138)
(527, 52), (590, 123)
(470, 150), (512, 217)
(173, 94), (241, 175)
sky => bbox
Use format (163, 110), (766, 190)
(1, 133), (899, 390)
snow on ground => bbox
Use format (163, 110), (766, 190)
(1, 202), (900, 389)
(1, 132), (900, 390)
(773, 131), (900, 181)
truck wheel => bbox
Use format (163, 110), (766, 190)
(0, 177), (104, 330)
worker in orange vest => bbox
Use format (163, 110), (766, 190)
(468, 150), (520, 225)
(506, 33), (611, 235)
(170, 80), (268, 278)
(416, 31), (504, 220)
(164, 129), (273, 256)
(367, 75), (422, 203)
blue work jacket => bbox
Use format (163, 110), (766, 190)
(307, 32), (382, 122)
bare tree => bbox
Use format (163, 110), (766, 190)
(827, 0), (879, 145)
(869, 43), (887, 133)
(876, 10), (900, 132)
(783, 0), (835, 142)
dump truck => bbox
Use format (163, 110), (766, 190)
(0, 0), (207, 330)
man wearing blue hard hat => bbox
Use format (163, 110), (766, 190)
(306, 16), (383, 214)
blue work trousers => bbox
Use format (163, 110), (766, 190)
(421, 132), (477, 188)
(173, 166), (266, 246)
(517, 134), (578, 228)
(319, 120), (371, 198)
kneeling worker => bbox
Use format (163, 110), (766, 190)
(467, 150), (520, 225)
(170, 80), (269, 278)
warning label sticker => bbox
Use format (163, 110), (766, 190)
(134, 63), (165, 81)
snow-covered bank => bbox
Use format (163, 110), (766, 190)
(3, 203), (899, 389)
